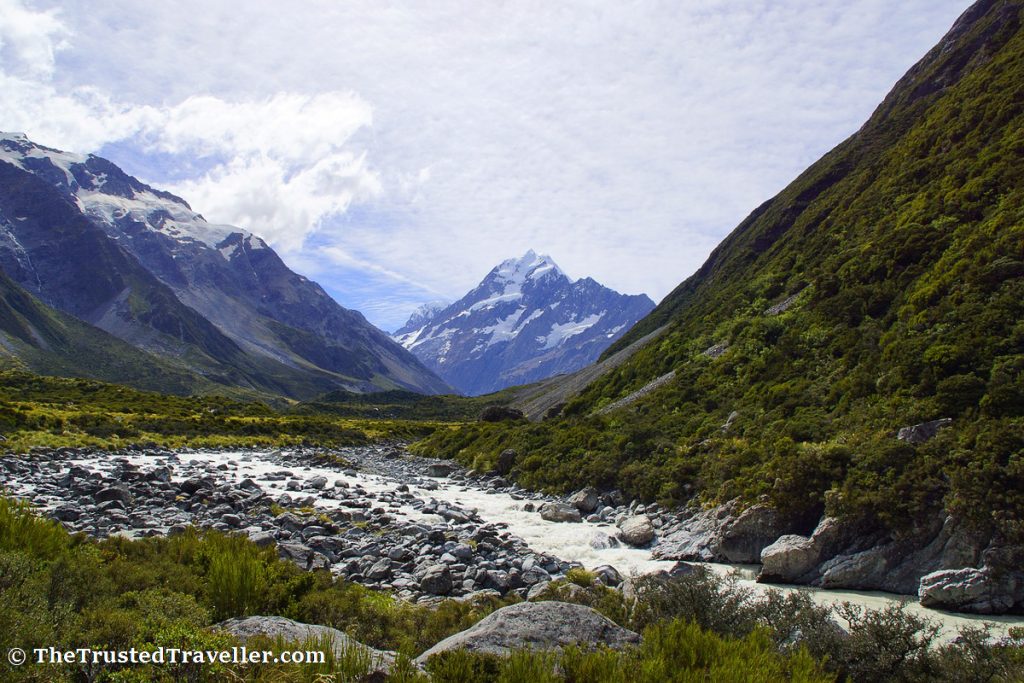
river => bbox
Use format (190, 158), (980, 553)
(15, 447), (1024, 641)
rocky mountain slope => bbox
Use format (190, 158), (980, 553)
(0, 134), (450, 398)
(0, 268), (218, 395)
(393, 251), (654, 395)
(418, 0), (1024, 612)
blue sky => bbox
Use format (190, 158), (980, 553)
(0, 0), (973, 330)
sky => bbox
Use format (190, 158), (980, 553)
(0, 0), (973, 331)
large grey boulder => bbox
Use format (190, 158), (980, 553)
(420, 564), (453, 596)
(717, 504), (784, 563)
(539, 502), (582, 523)
(589, 531), (621, 550)
(414, 602), (639, 664)
(819, 547), (891, 589)
(897, 418), (952, 444)
(760, 535), (819, 582)
(618, 515), (655, 547)
(94, 486), (132, 505)
(427, 463), (453, 477)
(496, 449), (518, 475)
(567, 487), (601, 513)
(217, 616), (395, 675)
(759, 517), (843, 583)
(919, 567), (1023, 614)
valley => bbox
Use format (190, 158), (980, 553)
(0, 0), (1021, 680)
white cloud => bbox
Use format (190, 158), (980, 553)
(0, 0), (975, 329)
(0, 0), (68, 79)
(0, 1), (381, 254)
(147, 94), (382, 251)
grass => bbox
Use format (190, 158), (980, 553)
(0, 371), (451, 452)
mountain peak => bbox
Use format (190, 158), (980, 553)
(393, 251), (653, 395)
(491, 249), (565, 285)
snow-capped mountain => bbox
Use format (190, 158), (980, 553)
(0, 132), (450, 397)
(393, 250), (655, 395)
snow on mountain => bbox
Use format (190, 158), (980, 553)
(393, 250), (655, 396)
(0, 131), (253, 251)
(0, 132), (450, 397)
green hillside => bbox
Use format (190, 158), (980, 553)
(415, 0), (1024, 540)
(0, 269), (218, 396)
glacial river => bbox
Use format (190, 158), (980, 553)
(44, 449), (1024, 641)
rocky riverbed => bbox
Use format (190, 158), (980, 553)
(2, 444), (1023, 628)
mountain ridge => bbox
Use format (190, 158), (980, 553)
(0, 133), (451, 398)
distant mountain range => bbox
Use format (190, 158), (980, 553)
(0, 133), (450, 398)
(393, 251), (654, 395)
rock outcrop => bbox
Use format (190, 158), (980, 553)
(568, 487), (601, 513)
(653, 499), (787, 563)
(759, 517), (844, 583)
(897, 418), (953, 444)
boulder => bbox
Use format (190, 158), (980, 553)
(717, 504), (784, 563)
(414, 602), (640, 664)
(702, 342), (728, 358)
(52, 505), (81, 522)
(217, 616), (395, 675)
(819, 547), (890, 589)
(897, 418), (952, 444)
(420, 564), (453, 596)
(221, 513), (242, 527)
(539, 502), (582, 523)
(178, 477), (212, 495)
(918, 568), (1022, 614)
(654, 499), (787, 564)
(277, 542), (314, 568)
(94, 486), (131, 505)
(567, 487), (601, 513)
(760, 535), (818, 582)
(618, 515), (655, 547)
(589, 531), (620, 550)
(479, 406), (526, 422)
(427, 463), (453, 478)
(593, 565), (623, 587)
(307, 476), (328, 490)
(496, 449), (518, 475)
(366, 558), (392, 581)
(248, 530), (276, 547)
(759, 517), (843, 583)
